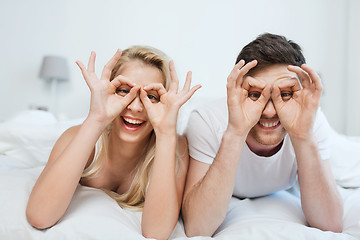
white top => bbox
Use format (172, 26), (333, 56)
(185, 97), (331, 198)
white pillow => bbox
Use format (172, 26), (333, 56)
(329, 127), (360, 188)
(0, 110), (82, 168)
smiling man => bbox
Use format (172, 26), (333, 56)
(182, 33), (343, 237)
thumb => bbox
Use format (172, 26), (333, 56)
(140, 88), (153, 110)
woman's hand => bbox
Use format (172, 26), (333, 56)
(226, 60), (270, 136)
(271, 64), (322, 140)
(140, 60), (201, 135)
(76, 50), (140, 128)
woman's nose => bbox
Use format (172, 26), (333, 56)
(127, 95), (143, 112)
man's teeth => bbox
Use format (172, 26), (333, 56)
(259, 121), (279, 128)
(123, 117), (144, 125)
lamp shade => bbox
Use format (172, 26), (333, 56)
(39, 55), (69, 81)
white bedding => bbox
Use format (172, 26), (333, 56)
(0, 110), (360, 240)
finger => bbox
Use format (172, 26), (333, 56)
(76, 60), (91, 88)
(287, 65), (311, 89)
(271, 82), (283, 107)
(100, 49), (122, 80)
(182, 71), (192, 92)
(235, 60), (258, 88)
(87, 51), (96, 73)
(143, 83), (168, 96)
(242, 76), (266, 91)
(276, 77), (302, 92)
(259, 84), (271, 105)
(139, 88), (153, 109)
(178, 84), (202, 106)
(110, 74), (136, 89)
(301, 64), (323, 94)
(227, 59), (245, 89)
(169, 60), (179, 93)
(122, 85), (140, 103)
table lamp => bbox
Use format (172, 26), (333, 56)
(39, 55), (69, 117)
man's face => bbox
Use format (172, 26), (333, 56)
(246, 64), (298, 148)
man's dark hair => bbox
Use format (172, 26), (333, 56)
(236, 33), (306, 72)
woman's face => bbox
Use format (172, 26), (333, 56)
(112, 60), (165, 144)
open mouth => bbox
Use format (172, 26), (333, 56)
(121, 116), (145, 131)
(257, 120), (280, 129)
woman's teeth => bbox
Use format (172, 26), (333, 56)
(123, 117), (144, 125)
(259, 121), (279, 128)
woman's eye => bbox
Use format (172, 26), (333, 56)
(147, 94), (159, 103)
(116, 88), (129, 96)
(281, 92), (293, 101)
(248, 92), (261, 101)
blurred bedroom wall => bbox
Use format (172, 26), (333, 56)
(0, 0), (359, 135)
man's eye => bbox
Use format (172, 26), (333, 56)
(281, 92), (293, 101)
(147, 94), (159, 103)
(116, 88), (129, 96)
(248, 92), (261, 101)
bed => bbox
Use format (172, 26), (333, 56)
(0, 109), (359, 240)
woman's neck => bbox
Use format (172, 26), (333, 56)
(106, 131), (150, 178)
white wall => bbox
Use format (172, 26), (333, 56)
(345, 0), (360, 135)
(0, 0), (358, 134)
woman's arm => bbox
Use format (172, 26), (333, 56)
(142, 135), (189, 239)
(140, 61), (200, 239)
(26, 120), (104, 229)
(26, 49), (139, 229)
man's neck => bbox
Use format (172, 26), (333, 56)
(245, 136), (283, 157)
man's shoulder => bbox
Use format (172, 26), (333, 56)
(313, 107), (331, 133)
(186, 97), (228, 134)
(192, 97), (227, 117)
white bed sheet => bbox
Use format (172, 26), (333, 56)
(0, 161), (359, 240)
(0, 110), (359, 239)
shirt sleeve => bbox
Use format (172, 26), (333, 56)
(313, 108), (332, 160)
(184, 109), (220, 165)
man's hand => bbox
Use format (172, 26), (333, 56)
(226, 59), (270, 136)
(271, 64), (322, 140)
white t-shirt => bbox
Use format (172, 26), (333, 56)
(185, 97), (331, 198)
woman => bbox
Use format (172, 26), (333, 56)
(26, 46), (201, 239)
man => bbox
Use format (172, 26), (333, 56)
(182, 33), (343, 236)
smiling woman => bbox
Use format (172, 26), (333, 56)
(25, 46), (201, 240)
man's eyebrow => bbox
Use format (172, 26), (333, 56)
(281, 76), (299, 81)
(279, 76), (298, 81)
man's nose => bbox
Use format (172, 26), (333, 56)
(262, 100), (277, 118)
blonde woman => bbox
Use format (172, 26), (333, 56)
(26, 46), (201, 239)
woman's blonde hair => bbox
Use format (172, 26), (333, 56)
(81, 46), (172, 210)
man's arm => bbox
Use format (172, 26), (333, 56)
(182, 131), (246, 236)
(182, 60), (270, 236)
(292, 137), (343, 232)
(272, 64), (343, 232)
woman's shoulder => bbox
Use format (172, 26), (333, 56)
(48, 125), (91, 165)
(177, 134), (188, 153)
(176, 134), (189, 164)
(62, 124), (81, 137)
(174, 134), (189, 178)
(52, 125), (81, 150)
